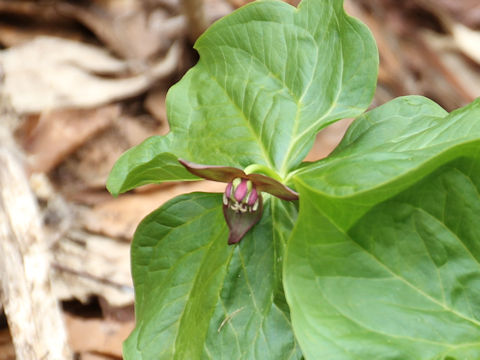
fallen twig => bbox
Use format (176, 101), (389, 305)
(0, 114), (71, 359)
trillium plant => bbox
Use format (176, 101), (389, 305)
(178, 159), (299, 244)
(107, 0), (480, 359)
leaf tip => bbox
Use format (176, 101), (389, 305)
(106, 176), (120, 197)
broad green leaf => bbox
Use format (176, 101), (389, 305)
(286, 159), (480, 360)
(285, 98), (480, 359)
(124, 193), (301, 360)
(293, 96), (479, 229)
(107, 147), (199, 195)
(107, 0), (378, 195)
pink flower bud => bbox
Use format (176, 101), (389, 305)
(246, 188), (258, 206)
(225, 182), (232, 198)
(234, 179), (248, 202)
(179, 159), (298, 245)
(224, 178), (259, 214)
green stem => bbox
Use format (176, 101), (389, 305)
(244, 164), (283, 182)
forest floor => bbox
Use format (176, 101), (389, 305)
(0, 0), (478, 359)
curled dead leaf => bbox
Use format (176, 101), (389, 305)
(0, 36), (181, 113)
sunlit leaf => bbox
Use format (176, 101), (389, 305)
(124, 193), (301, 360)
(285, 97), (480, 360)
(107, 0), (378, 195)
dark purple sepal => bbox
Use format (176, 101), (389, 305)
(179, 158), (298, 245)
(178, 159), (244, 183)
(223, 194), (263, 245)
(248, 173), (298, 201)
(179, 159), (298, 200)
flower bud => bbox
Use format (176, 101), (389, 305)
(223, 178), (260, 213)
(222, 178), (263, 244)
(179, 159), (298, 244)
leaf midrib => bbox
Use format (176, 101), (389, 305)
(295, 139), (480, 200)
(204, 70), (276, 169)
(280, 10), (345, 175)
(303, 187), (480, 330)
(317, 280), (475, 349)
(172, 227), (230, 359)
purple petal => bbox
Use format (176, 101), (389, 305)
(179, 159), (299, 201)
(247, 188), (258, 206)
(223, 195), (263, 244)
(234, 179), (248, 202)
(225, 182), (233, 198)
(179, 159), (245, 183)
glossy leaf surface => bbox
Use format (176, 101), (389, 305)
(124, 193), (302, 360)
(293, 96), (479, 228)
(285, 97), (480, 359)
(104, 0), (480, 357)
(114, 0), (378, 356)
(106, 0), (378, 195)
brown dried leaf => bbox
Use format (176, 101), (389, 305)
(79, 354), (115, 360)
(452, 24), (480, 63)
(0, 36), (181, 113)
(24, 105), (119, 173)
(305, 118), (354, 161)
(0, 329), (15, 360)
(58, 2), (185, 61)
(144, 87), (169, 127)
(422, 30), (479, 104)
(80, 181), (224, 239)
(65, 313), (134, 358)
(434, 0), (480, 28)
(55, 114), (165, 191)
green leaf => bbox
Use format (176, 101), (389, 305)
(107, 0), (378, 195)
(285, 98), (480, 359)
(293, 96), (479, 229)
(124, 193), (301, 360)
(106, 139), (199, 196)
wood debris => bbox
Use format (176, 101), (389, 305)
(0, 123), (71, 359)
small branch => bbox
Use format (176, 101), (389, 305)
(0, 124), (72, 360)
